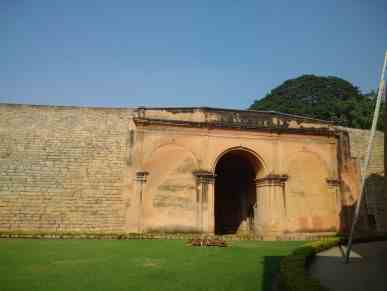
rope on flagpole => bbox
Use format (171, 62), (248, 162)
(345, 51), (387, 263)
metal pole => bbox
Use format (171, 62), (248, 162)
(345, 51), (387, 263)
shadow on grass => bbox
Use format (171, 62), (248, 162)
(262, 256), (284, 291)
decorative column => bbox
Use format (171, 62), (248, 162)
(135, 171), (149, 233)
(326, 178), (341, 229)
(254, 174), (288, 236)
(193, 171), (216, 234)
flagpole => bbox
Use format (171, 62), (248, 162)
(345, 51), (387, 263)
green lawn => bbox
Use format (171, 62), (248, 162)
(0, 239), (304, 291)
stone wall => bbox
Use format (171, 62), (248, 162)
(0, 104), (134, 232)
(338, 126), (385, 232)
(341, 127), (384, 176)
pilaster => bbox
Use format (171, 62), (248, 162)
(254, 174), (288, 236)
(326, 178), (341, 229)
(135, 171), (149, 233)
(193, 170), (216, 233)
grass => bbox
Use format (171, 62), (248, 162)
(0, 239), (304, 291)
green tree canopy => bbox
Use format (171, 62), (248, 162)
(249, 75), (384, 131)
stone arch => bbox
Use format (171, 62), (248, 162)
(213, 147), (265, 234)
(145, 141), (200, 169)
(142, 144), (200, 232)
(211, 146), (267, 179)
(143, 144), (199, 192)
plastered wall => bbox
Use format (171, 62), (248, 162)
(136, 123), (339, 234)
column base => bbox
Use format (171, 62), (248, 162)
(236, 220), (251, 235)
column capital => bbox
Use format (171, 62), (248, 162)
(193, 170), (216, 184)
(136, 171), (149, 182)
(255, 174), (288, 187)
(326, 178), (341, 187)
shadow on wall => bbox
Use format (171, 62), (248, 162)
(340, 173), (386, 234)
(364, 174), (386, 231)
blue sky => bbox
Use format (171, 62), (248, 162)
(1, 0), (386, 109)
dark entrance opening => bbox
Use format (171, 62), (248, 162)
(214, 150), (259, 235)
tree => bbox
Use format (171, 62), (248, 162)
(249, 75), (384, 131)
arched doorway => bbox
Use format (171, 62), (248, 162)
(214, 149), (263, 235)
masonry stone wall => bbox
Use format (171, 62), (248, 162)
(338, 127), (385, 232)
(0, 104), (134, 232)
(340, 127), (384, 175)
